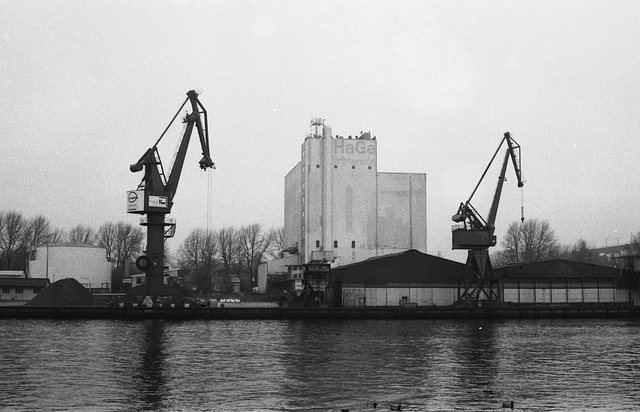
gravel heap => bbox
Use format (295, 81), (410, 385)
(26, 278), (106, 307)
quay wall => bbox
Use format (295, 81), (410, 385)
(1, 303), (640, 320)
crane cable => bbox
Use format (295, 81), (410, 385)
(207, 169), (213, 232)
(520, 184), (525, 223)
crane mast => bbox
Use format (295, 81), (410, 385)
(451, 132), (523, 304)
(126, 90), (214, 303)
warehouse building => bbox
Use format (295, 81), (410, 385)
(326, 249), (468, 306)
(325, 250), (639, 307)
(0, 271), (50, 303)
(283, 119), (426, 268)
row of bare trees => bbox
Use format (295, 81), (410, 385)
(491, 218), (621, 266)
(0, 210), (144, 272)
(177, 224), (284, 294)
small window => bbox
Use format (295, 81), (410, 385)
(15, 288), (23, 294)
(316, 164), (320, 168)
(316, 240), (320, 248)
(33, 288), (41, 294)
(2, 288), (10, 294)
(352, 165), (355, 169)
(351, 241), (356, 248)
(334, 240), (338, 248)
(334, 165), (337, 169)
(368, 166), (372, 170)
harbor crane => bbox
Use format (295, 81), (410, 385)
(126, 90), (214, 301)
(451, 132), (523, 304)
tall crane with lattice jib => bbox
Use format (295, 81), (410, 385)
(126, 90), (214, 302)
(451, 132), (523, 305)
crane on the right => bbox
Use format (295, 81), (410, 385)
(451, 132), (524, 305)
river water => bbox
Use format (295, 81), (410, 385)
(1, 318), (639, 411)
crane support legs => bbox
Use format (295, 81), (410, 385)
(458, 250), (500, 305)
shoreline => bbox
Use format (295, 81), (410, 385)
(1, 303), (639, 320)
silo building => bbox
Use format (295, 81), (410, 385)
(283, 119), (426, 267)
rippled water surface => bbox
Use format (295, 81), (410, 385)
(1, 318), (640, 411)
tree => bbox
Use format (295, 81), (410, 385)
(98, 221), (144, 268)
(217, 226), (236, 282)
(557, 238), (613, 266)
(68, 224), (96, 244)
(496, 218), (558, 264)
(25, 215), (54, 250)
(97, 222), (117, 263)
(178, 228), (218, 293)
(114, 221), (144, 268)
(497, 221), (523, 264)
(238, 223), (273, 289)
(49, 227), (66, 244)
(568, 239), (596, 263)
(0, 211), (30, 270)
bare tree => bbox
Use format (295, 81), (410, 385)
(0, 211), (30, 270)
(557, 238), (613, 266)
(49, 227), (66, 244)
(201, 229), (218, 283)
(498, 221), (523, 264)
(178, 229), (203, 274)
(25, 215), (51, 249)
(497, 218), (558, 264)
(97, 222), (117, 263)
(520, 218), (558, 262)
(568, 239), (596, 263)
(178, 228), (218, 293)
(117, 222), (144, 267)
(218, 226), (236, 282)
(68, 224), (96, 244)
(238, 223), (273, 288)
(105, 221), (144, 268)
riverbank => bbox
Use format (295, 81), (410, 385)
(1, 302), (638, 320)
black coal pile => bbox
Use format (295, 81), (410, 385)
(26, 278), (106, 307)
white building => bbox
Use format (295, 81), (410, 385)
(284, 119), (427, 267)
(27, 243), (112, 291)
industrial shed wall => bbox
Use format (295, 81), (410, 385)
(494, 260), (638, 304)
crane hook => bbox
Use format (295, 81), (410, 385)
(520, 186), (525, 223)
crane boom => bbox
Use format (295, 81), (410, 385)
(452, 132), (523, 249)
(126, 90), (215, 302)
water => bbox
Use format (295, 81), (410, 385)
(1, 318), (639, 411)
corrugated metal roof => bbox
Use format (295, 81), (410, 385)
(494, 259), (622, 279)
(0, 270), (25, 278)
(330, 249), (470, 284)
(38, 242), (103, 249)
(0, 278), (50, 287)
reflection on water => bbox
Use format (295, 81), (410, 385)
(1, 318), (640, 411)
(136, 320), (168, 411)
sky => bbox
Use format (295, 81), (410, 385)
(1, 0), (639, 263)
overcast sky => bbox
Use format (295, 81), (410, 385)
(2, 0), (639, 262)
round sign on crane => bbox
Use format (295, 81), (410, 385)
(135, 255), (150, 272)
